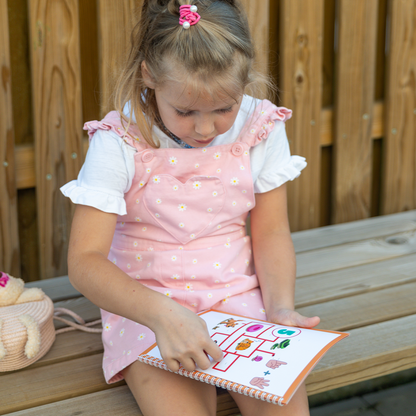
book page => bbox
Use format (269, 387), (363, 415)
(142, 310), (347, 402)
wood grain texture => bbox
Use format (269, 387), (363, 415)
(332, 0), (378, 224)
(382, 0), (416, 214)
(28, 0), (84, 279)
(280, 0), (324, 231)
(97, 0), (139, 116)
(0, 0), (20, 276)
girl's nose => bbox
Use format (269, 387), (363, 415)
(195, 116), (215, 137)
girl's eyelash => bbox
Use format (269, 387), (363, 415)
(175, 107), (233, 117)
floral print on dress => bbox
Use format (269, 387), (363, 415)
(169, 156), (178, 165)
(178, 203), (187, 211)
(193, 181), (202, 189)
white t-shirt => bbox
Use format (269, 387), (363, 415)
(61, 95), (306, 215)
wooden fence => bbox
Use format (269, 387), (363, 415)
(1, 0), (415, 282)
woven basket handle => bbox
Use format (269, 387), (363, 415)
(54, 307), (102, 334)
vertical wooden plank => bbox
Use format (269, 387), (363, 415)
(241, 0), (270, 99)
(280, 0), (324, 231)
(382, 0), (416, 214)
(0, 0), (20, 275)
(97, 0), (139, 116)
(332, 0), (378, 224)
(29, 0), (83, 279)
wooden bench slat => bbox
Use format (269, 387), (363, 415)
(296, 230), (416, 277)
(2, 386), (141, 416)
(308, 314), (416, 395)
(25, 275), (81, 301)
(297, 282), (416, 331)
(292, 210), (416, 253)
(295, 252), (416, 307)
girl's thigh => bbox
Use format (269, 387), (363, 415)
(121, 360), (217, 416)
(229, 383), (310, 416)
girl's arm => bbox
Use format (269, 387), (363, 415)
(250, 184), (320, 328)
(68, 204), (222, 371)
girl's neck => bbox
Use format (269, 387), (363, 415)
(159, 121), (196, 149)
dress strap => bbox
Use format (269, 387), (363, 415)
(238, 100), (292, 148)
(83, 111), (148, 150)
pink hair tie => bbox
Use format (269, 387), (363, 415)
(179, 4), (200, 29)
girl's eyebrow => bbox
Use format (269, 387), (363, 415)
(174, 103), (235, 112)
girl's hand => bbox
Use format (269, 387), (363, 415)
(267, 307), (320, 329)
(150, 300), (223, 373)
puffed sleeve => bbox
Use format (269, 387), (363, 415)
(250, 120), (306, 193)
(60, 129), (136, 215)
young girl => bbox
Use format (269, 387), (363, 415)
(62, 1), (320, 414)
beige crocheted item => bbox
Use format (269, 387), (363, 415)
(0, 273), (55, 372)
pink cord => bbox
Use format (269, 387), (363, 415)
(54, 307), (102, 334)
(179, 5), (200, 27)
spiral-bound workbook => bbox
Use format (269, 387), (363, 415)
(138, 310), (349, 406)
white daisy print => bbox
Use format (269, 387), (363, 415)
(215, 280), (219, 283)
(242, 190), (247, 193)
(202, 148), (207, 153)
(207, 208), (213, 212)
(178, 246), (184, 250)
(139, 181), (145, 187)
(135, 217), (142, 222)
(192, 259), (198, 264)
(127, 350), (132, 355)
(179, 222), (185, 228)
(244, 151), (249, 156)
(207, 293), (213, 298)
(230, 269), (235, 273)
(260, 308), (266, 314)
(232, 201), (237, 206)
(135, 199), (139, 204)
(222, 298), (229, 304)
(195, 163), (200, 168)
(173, 185), (179, 191)
(152, 176), (161, 184)
(250, 128), (256, 133)
(247, 202), (252, 207)
(178, 203), (187, 211)
(242, 303), (248, 307)
(260, 110), (266, 115)
(212, 191), (218, 197)
(146, 168), (151, 173)
(190, 234), (196, 239)
(142, 227), (147, 231)
(240, 166), (245, 170)
(171, 255), (177, 261)
(109, 341), (113, 346)
(213, 152), (221, 160)
(245, 259), (249, 265)
(191, 275), (196, 279)
(217, 168), (221, 173)
(138, 333), (146, 341)
(250, 293), (256, 296)
(122, 318), (126, 322)
(156, 198), (162, 204)
(165, 290), (173, 297)
(225, 243), (231, 248)
(127, 263), (131, 269)
(147, 262), (151, 268)
(104, 323), (112, 332)
(217, 225), (222, 229)
(147, 247), (154, 251)
(213, 262), (221, 269)
(169, 156), (178, 165)
(120, 329), (125, 337)
(231, 177), (239, 185)
(193, 181), (202, 190)
(225, 284), (231, 288)
(135, 254), (143, 262)
(191, 302), (198, 307)
(112, 258), (117, 265)
(155, 213), (161, 218)
(133, 241), (138, 247)
(185, 283), (193, 291)
(136, 274), (141, 279)
(171, 274), (180, 280)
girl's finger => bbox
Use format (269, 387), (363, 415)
(179, 357), (197, 372)
(204, 340), (223, 363)
(192, 351), (213, 371)
(164, 357), (181, 373)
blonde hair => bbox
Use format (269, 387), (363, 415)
(114, 0), (272, 148)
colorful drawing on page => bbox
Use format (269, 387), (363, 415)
(219, 318), (243, 328)
(272, 327), (301, 338)
(250, 377), (270, 389)
(246, 324), (264, 332)
(251, 355), (263, 362)
(271, 339), (290, 350)
(235, 338), (253, 351)
(266, 359), (287, 369)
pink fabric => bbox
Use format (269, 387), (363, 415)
(84, 100), (292, 384)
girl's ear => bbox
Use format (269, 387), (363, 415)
(141, 61), (156, 89)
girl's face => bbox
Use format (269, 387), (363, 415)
(154, 79), (243, 148)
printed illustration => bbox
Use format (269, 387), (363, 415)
(250, 377), (270, 389)
(266, 359), (287, 369)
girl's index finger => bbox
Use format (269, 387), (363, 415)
(204, 339), (224, 364)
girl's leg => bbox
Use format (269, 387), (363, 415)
(121, 360), (217, 416)
(229, 383), (310, 416)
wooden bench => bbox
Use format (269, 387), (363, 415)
(1, 210), (416, 415)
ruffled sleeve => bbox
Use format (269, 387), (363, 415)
(60, 129), (136, 215)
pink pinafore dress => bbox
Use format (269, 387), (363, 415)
(84, 100), (292, 383)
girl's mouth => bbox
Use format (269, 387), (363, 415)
(194, 137), (215, 144)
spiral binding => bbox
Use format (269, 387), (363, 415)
(137, 354), (286, 406)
